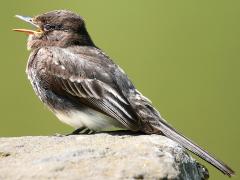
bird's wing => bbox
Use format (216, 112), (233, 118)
(35, 47), (140, 130)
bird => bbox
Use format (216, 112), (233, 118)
(13, 10), (234, 177)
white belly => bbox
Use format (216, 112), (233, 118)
(55, 108), (126, 131)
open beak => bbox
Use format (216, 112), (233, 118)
(13, 15), (42, 35)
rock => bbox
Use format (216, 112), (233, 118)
(0, 132), (208, 180)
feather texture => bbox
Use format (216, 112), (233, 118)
(26, 45), (234, 176)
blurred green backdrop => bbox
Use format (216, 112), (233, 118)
(0, 0), (239, 179)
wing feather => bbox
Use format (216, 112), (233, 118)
(38, 47), (140, 131)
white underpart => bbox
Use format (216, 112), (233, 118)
(55, 108), (126, 131)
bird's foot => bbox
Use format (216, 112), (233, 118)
(54, 128), (95, 137)
(66, 127), (95, 136)
(53, 133), (66, 137)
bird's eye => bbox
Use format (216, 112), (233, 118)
(43, 24), (55, 31)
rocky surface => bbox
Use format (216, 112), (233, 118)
(0, 132), (208, 180)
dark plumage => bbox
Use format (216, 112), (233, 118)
(14, 10), (234, 176)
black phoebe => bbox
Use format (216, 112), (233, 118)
(14, 10), (234, 176)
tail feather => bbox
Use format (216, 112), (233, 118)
(155, 118), (235, 177)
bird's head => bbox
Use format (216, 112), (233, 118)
(14, 10), (94, 50)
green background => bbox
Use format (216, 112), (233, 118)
(0, 0), (239, 179)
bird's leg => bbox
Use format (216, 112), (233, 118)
(67, 127), (85, 135)
(54, 127), (95, 137)
(66, 127), (95, 135)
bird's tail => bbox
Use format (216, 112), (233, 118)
(155, 117), (235, 177)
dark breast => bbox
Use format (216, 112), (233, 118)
(26, 48), (80, 112)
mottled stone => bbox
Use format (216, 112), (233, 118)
(0, 133), (208, 180)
